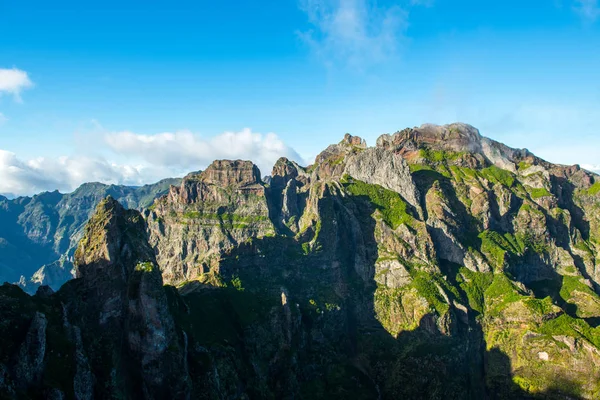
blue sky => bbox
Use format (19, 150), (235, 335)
(0, 0), (599, 196)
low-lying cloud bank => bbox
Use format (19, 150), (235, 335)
(0, 150), (150, 198)
(104, 128), (301, 175)
(0, 129), (305, 198)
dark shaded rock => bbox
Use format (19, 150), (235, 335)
(69, 197), (191, 398)
(14, 312), (47, 389)
(34, 285), (54, 299)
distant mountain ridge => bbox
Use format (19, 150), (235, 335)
(0, 178), (182, 292)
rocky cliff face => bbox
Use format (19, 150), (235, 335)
(145, 160), (275, 284)
(1, 123), (600, 399)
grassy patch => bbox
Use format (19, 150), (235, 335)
(418, 148), (465, 163)
(410, 271), (451, 315)
(519, 203), (544, 216)
(518, 161), (532, 171)
(503, 233), (526, 255)
(134, 261), (154, 272)
(478, 230), (524, 269)
(408, 164), (434, 173)
(479, 231), (508, 268)
(182, 211), (269, 223)
(528, 187), (552, 199)
(480, 165), (516, 188)
(539, 314), (600, 348)
(344, 178), (414, 229)
(374, 285), (405, 332)
(231, 275), (244, 291)
(285, 215), (297, 228)
(456, 268), (493, 313)
(560, 276), (596, 302)
(574, 240), (594, 257)
(484, 274), (525, 316)
(308, 298), (341, 314)
(523, 296), (555, 316)
(583, 182), (600, 196)
(516, 231), (548, 255)
(449, 165), (478, 183)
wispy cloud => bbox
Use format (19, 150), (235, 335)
(0, 113), (7, 125)
(104, 128), (304, 177)
(574, 0), (599, 23)
(0, 68), (33, 102)
(297, 0), (408, 69)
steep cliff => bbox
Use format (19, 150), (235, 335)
(145, 160), (275, 284)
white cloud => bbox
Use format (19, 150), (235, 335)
(0, 149), (159, 197)
(104, 128), (304, 178)
(0, 128), (304, 197)
(574, 0), (599, 22)
(297, 0), (408, 68)
(0, 68), (33, 101)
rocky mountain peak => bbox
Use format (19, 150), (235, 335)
(376, 123), (483, 154)
(314, 133), (368, 168)
(271, 157), (310, 189)
(375, 123), (540, 172)
(165, 160), (265, 206)
(74, 196), (154, 283)
(198, 159), (262, 187)
(341, 133), (367, 148)
(43, 196), (190, 398)
(272, 157), (299, 179)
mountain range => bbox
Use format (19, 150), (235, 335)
(0, 179), (181, 292)
(1, 123), (600, 399)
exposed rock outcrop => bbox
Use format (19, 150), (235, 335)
(147, 160), (275, 284)
(344, 146), (422, 215)
(70, 197), (190, 398)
